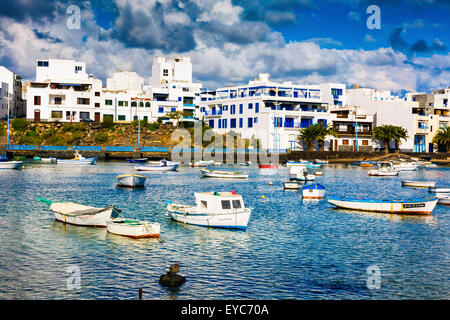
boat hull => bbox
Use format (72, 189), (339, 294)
(57, 157), (97, 165)
(116, 174), (147, 187)
(428, 187), (450, 193)
(328, 198), (438, 214)
(401, 180), (436, 188)
(302, 189), (326, 199)
(50, 204), (113, 227)
(126, 158), (148, 163)
(200, 169), (248, 179)
(368, 170), (398, 176)
(135, 164), (178, 171)
(259, 164), (279, 169)
(167, 204), (251, 229)
(106, 219), (160, 238)
(0, 161), (23, 169)
(283, 182), (301, 189)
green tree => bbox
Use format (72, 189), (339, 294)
(298, 125), (320, 151)
(316, 122), (339, 151)
(432, 126), (450, 152)
(371, 125), (398, 153)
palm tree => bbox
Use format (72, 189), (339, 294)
(371, 125), (397, 153)
(393, 126), (409, 152)
(297, 124), (320, 151)
(316, 122), (339, 151)
(432, 126), (450, 152)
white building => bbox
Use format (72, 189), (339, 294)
(26, 59), (103, 122)
(0, 66), (24, 119)
(344, 88), (418, 152)
(198, 73), (346, 151)
(26, 56), (203, 124)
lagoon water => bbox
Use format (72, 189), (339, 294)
(0, 161), (448, 299)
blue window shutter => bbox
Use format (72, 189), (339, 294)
(239, 104), (243, 114)
(178, 97), (182, 102)
(209, 120), (214, 128)
(239, 118), (243, 128)
(255, 103), (259, 113)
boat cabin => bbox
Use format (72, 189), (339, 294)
(194, 192), (245, 213)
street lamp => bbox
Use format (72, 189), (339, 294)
(352, 106), (359, 151)
(6, 92), (11, 146)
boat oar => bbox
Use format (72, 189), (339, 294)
(37, 198), (54, 205)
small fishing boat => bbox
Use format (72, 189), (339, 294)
(191, 160), (215, 167)
(314, 159), (328, 164)
(428, 186), (450, 193)
(327, 197), (438, 214)
(286, 160), (309, 167)
(38, 198), (118, 227)
(314, 171), (323, 176)
(241, 161), (252, 166)
(116, 173), (147, 188)
(283, 181), (302, 189)
(392, 162), (419, 171)
(200, 169), (248, 179)
(135, 159), (178, 171)
(40, 157), (57, 163)
(368, 161), (399, 176)
(360, 161), (374, 167)
(289, 166), (315, 181)
(302, 184), (326, 199)
(166, 191), (252, 229)
(57, 151), (96, 165)
(435, 193), (450, 205)
(0, 155), (8, 162)
(258, 164), (279, 169)
(401, 180), (436, 188)
(106, 218), (160, 238)
(0, 161), (23, 169)
(126, 158), (148, 163)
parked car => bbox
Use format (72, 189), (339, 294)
(80, 118), (94, 122)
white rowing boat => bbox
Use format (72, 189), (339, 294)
(401, 180), (436, 188)
(41, 199), (117, 227)
(116, 174), (147, 187)
(200, 169), (248, 179)
(106, 218), (160, 238)
(327, 197), (438, 215)
(57, 152), (96, 165)
(368, 161), (399, 176)
(283, 181), (302, 189)
(135, 159), (178, 171)
(302, 184), (326, 199)
(166, 191), (251, 229)
(0, 161), (23, 169)
(435, 193), (450, 205)
(428, 186), (450, 193)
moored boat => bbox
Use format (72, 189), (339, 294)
(401, 180), (436, 188)
(0, 155), (8, 162)
(200, 169), (248, 179)
(166, 191), (251, 229)
(368, 161), (399, 176)
(289, 166), (315, 181)
(135, 159), (178, 171)
(0, 161), (23, 169)
(40, 157), (57, 163)
(392, 162), (419, 171)
(191, 160), (215, 167)
(106, 218), (160, 238)
(327, 197), (438, 214)
(126, 158), (148, 163)
(302, 184), (326, 199)
(428, 186), (450, 193)
(57, 152), (96, 165)
(258, 164), (279, 169)
(116, 173), (147, 187)
(435, 193), (450, 205)
(283, 181), (302, 189)
(38, 198), (118, 227)
(286, 160), (309, 167)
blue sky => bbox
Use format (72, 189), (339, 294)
(0, 0), (448, 93)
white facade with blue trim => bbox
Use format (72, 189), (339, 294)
(198, 74), (346, 151)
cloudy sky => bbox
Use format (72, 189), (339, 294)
(0, 0), (449, 93)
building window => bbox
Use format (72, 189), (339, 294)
(158, 107), (164, 113)
(118, 101), (128, 107)
(230, 119), (236, 128)
(275, 117), (282, 127)
(163, 69), (169, 76)
(284, 117), (294, 128)
(51, 111), (62, 119)
(139, 102), (144, 107)
(223, 119), (227, 128)
(300, 118), (313, 128)
(80, 112), (90, 120)
(105, 99), (113, 105)
(209, 120), (214, 128)
(230, 104), (236, 114)
(218, 119), (222, 129)
(239, 104), (243, 114)
(342, 139), (349, 145)
(171, 108), (176, 112)
(248, 103), (253, 109)
(95, 92), (100, 97)
(239, 118), (243, 128)
(362, 140), (369, 146)
(317, 119), (327, 125)
(145, 102), (150, 107)
(34, 96), (41, 105)
(75, 66), (83, 73)
(255, 103), (259, 113)
(248, 118), (253, 128)
(131, 101), (137, 107)
(37, 61), (49, 67)
(95, 103), (100, 108)
(54, 97), (62, 105)
(77, 98), (90, 105)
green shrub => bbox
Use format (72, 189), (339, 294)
(148, 122), (159, 131)
(101, 116), (114, 129)
(12, 118), (29, 132)
(65, 132), (84, 145)
(0, 123), (5, 136)
(48, 135), (66, 146)
(95, 131), (109, 144)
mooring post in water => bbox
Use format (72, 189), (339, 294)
(138, 288), (143, 300)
